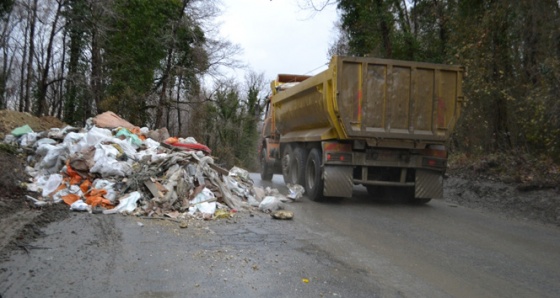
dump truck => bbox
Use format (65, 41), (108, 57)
(259, 56), (465, 203)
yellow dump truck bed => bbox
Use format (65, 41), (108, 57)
(272, 56), (465, 147)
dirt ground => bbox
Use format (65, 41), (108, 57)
(0, 109), (559, 261)
(0, 110), (66, 139)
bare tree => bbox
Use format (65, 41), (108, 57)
(24, 0), (38, 112)
(36, 0), (64, 116)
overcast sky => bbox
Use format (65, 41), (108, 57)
(217, 0), (338, 85)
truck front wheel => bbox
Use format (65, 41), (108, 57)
(305, 148), (323, 201)
(260, 149), (273, 181)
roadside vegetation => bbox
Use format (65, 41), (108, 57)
(1, 0), (559, 176)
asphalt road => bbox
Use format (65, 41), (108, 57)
(1, 174), (559, 297)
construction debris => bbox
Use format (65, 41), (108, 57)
(3, 111), (299, 221)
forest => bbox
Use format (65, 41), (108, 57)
(318, 0), (560, 165)
(1, 0), (559, 171)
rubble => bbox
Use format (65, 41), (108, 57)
(4, 112), (300, 221)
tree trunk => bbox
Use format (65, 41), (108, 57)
(375, 0), (392, 58)
(25, 0), (38, 113)
(91, 28), (102, 115)
(36, 0), (63, 116)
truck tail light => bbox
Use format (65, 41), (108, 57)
(420, 145), (448, 158)
(327, 152), (352, 163)
(420, 145), (447, 168)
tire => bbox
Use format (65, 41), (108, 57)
(291, 146), (307, 186)
(281, 145), (293, 185)
(305, 148), (324, 201)
(260, 149), (273, 181)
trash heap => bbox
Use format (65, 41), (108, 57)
(3, 112), (303, 220)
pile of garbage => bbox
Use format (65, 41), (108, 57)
(3, 112), (304, 220)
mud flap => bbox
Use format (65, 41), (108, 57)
(415, 169), (443, 199)
(323, 166), (353, 198)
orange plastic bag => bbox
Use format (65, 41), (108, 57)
(165, 137), (178, 144)
(80, 180), (92, 193)
(62, 194), (80, 206)
(66, 161), (82, 185)
(85, 189), (114, 208)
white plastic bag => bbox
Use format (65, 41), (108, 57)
(103, 191), (142, 214)
(188, 187), (216, 215)
(259, 196), (284, 213)
(229, 166), (250, 181)
(37, 143), (67, 173)
(40, 174), (63, 197)
(247, 195), (260, 207)
(90, 144), (132, 177)
(19, 132), (39, 147)
(70, 199), (91, 212)
(85, 126), (113, 146)
(287, 184), (305, 200)
(3, 134), (17, 144)
(63, 132), (86, 154)
(34, 138), (57, 148)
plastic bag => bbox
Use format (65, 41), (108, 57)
(53, 184), (83, 204)
(63, 132), (86, 154)
(259, 196), (284, 213)
(70, 199), (91, 212)
(178, 137), (197, 144)
(252, 186), (266, 201)
(247, 195), (260, 207)
(3, 134), (17, 144)
(111, 138), (137, 158)
(103, 191), (142, 214)
(35, 138), (57, 148)
(229, 166), (250, 181)
(189, 187), (217, 215)
(40, 174), (64, 197)
(11, 124), (33, 137)
(19, 132), (39, 147)
(85, 126), (113, 147)
(287, 184), (305, 200)
(37, 143), (67, 173)
(47, 125), (76, 139)
(223, 175), (247, 197)
(90, 155), (132, 177)
(90, 144), (132, 177)
(92, 179), (118, 202)
(115, 128), (143, 147)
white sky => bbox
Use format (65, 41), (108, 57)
(217, 0), (338, 85)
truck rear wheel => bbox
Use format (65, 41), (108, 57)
(281, 145), (293, 184)
(305, 148), (323, 201)
(260, 149), (273, 181)
(291, 146), (307, 186)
